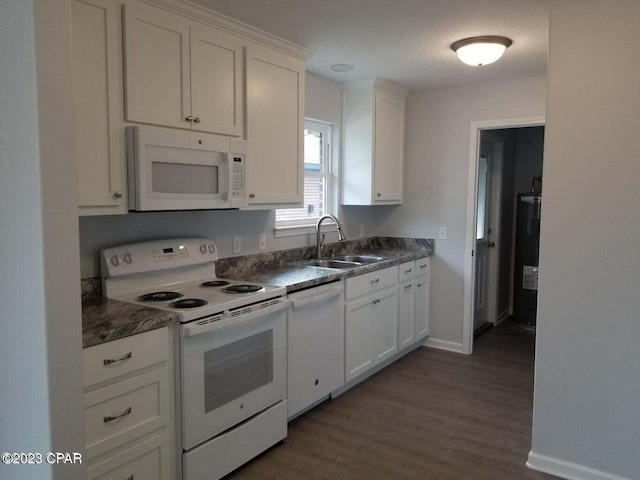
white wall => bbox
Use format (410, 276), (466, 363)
(0, 3), (52, 478)
(0, 1), (85, 479)
(33, 2), (86, 477)
(529, 2), (640, 479)
(79, 72), (377, 277)
(376, 76), (547, 346)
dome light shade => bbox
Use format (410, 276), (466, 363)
(451, 36), (512, 66)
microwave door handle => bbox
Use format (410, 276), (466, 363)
(221, 153), (230, 201)
(182, 299), (290, 337)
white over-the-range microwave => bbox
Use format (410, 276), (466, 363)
(126, 125), (247, 211)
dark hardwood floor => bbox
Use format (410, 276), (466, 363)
(230, 323), (557, 479)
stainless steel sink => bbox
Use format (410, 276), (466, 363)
(330, 255), (386, 264)
(303, 259), (362, 269)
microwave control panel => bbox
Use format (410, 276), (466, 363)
(231, 154), (246, 202)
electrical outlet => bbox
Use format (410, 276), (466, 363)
(359, 224), (365, 237)
(233, 236), (241, 254)
(439, 226), (447, 240)
(258, 233), (267, 251)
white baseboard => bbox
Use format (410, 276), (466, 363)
(527, 451), (632, 480)
(422, 337), (464, 354)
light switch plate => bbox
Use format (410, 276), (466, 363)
(258, 233), (267, 251)
(233, 236), (241, 253)
(359, 224), (365, 237)
(439, 226), (447, 240)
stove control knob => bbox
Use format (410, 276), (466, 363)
(110, 254), (120, 267)
(123, 253), (133, 264)
(200, 244), (208, 255)
(208, 243), (216, 253)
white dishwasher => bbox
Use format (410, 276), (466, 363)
(287, 280), (345, 419)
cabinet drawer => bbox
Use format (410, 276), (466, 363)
(398, 260), (415, 282)
(87, 431), (171, 480)
(345, 266), (397, 300)
(416, 256), (430, 275)
(84, 367), (169, 459)
(84, 328), (168, 388)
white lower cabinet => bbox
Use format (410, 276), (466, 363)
(344, 266), (399, 382)
(415, 257), (431, 340)
(398, 279), (415, 351)
(87, 432), (171, 480)
(83, 327), (174, 480)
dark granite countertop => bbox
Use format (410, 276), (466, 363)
(218, 240), (433, 293)
(82, 297), (178, 348)
(81, 237), (433, 346)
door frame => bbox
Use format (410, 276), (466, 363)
(462, 116), (545, 355)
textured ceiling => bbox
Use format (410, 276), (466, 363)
(188, 0), (549, 91)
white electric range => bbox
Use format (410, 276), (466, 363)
(101, 238), (289, 480)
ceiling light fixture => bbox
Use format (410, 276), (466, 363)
(330, 63), (354, 73)
(451, 36), (513, 66)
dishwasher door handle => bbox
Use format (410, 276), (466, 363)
(290, 287), (343, 309)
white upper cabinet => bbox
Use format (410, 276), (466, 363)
(71, 0), (127, 215)
(190, 28), (243, 136)
(71, 0), (310, 215)
(245, 46), (305, 207)
(123, 4), (244, 136)
(342, 79), (407, 205)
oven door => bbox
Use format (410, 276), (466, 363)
(180, 299), (288, 450)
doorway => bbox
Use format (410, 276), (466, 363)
(462, 117), (545, 355)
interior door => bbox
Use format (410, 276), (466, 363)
(474, 157), (490, 330)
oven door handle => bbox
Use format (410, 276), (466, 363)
(181, 299), (290, 337)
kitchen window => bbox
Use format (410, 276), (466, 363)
(275, 120), (333, 233)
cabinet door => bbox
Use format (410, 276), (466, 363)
(86, 432), (171, 480)
(71, 0), (126, 214)
(398, 281), (415, 351)
(372, 287), (398, 363)
(124, 5), (191, 129)
(415, 275), (429, 340)
(344, 297), (374, 382)
(246, 47), (304, 206)
(373, 90), (404, 202)
(190, 27), (244, 136)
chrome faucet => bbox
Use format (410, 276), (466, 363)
(316, 214), (346, 259)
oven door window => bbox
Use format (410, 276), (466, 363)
(204, 330), (273, 412)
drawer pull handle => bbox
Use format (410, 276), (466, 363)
(417, 283), (423, 288)
(104, 407), (132, 423)
(372, 299), (380, 305)
(404, 268), (412, 274)
(404, 284), (412, 290)
(420, 264), (427, 269)
(370, 278), (379, 284)
(103, 352), (132, 366)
